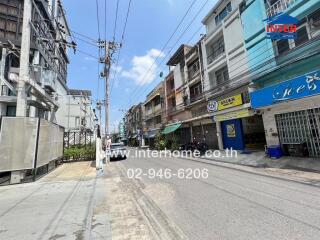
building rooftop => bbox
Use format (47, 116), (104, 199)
(202, 0), (225, 24)
(68, 89), (92, 97)
(167, 44), (192, 66)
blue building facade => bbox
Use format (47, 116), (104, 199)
(241, 0), (320, 157)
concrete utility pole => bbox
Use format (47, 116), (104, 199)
(16, 0), (32, 117)
(102, 41), (119, 138)
(104, 41), (110, 138)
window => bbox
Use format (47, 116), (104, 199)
(75, 117), (80, 127)
(295, 26), (309, 46)
(190, 82), (202, 100)
(215, 66), (229, 85)
(1, 85), (8, 96)
(146, 103), (152, 111)
(170, 80), (174, 90)
(187, 60), (200, 79)
(309, 8), (320, 36)
(215, 2), (232, 25)
(207, 37), (225, 64)
(276, 39), (290, 55)
(154, 96), (161, 106)
(6, 106), (16, 117)
(155, 116), (161, 124)
(171, 97), (176, 107)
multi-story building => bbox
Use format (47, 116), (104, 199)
(0, 0), (71, 127)
(125, 105), (135, 140)
(201, 0), (266, 151)
(143, 81), (165, 146)
(63, 89), (95, 133)
(164, 42), (218, 148)
(242, 0), (320, 157)
(128, 103), (144, 146)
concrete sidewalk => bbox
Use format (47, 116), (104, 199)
(0, 162), (112, 240)
(197, 150), (320, 173)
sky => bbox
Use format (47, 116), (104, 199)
(63, 0), (216, 131)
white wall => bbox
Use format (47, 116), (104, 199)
(174, 63), (183, 90)
(54, 80), (68, 128)
(223, 9), (248, 79)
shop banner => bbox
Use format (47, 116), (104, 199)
(208, 94), (243, 112)
(214, 109), (252, 122)
(250, 70), (320, 109)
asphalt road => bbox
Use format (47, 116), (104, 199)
(117, 150), (320, 240)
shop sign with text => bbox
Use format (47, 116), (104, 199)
(250, 70), (320, 109)
(213, 109), (252, 122)
(207, 94), (243, 112)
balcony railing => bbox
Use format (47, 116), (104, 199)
(188, 63), (200, 81)
(207, 47), (225, 65)
(266, 0), (300, 17)
(190, 94), (204, 103)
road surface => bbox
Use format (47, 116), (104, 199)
(117, 150), (320, 240)
(1, 153), (320, 240)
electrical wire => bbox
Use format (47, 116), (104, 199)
(110, 0), (133, 94)
(125, 21), (315, 108)
(113, 0), (120, 41)
(71, 30), (97, 42)
(125, 0), (198, 105)
(124, 0), (209, 107)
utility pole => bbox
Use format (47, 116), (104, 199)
(101, 41), (118, 139)
(104, 41), (110, 139)
(16, 0), (32, 117)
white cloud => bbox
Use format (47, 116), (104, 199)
(121, 49), (165, 86)
(84, 56), (96, 61)
(110, 66), (123, 88)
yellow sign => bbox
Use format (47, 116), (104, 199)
(214, 109), (252, 122)
(218, 94), (243, 111)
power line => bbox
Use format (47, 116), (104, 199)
(72, 35), (98, 47)
(110, 0), (133, 94)
(95, 0), (101, 39)
(71, 30), (97, 42)
(113, 0), (120, 41)
(76, 49), (100, 60)
(125, 0), (209, 107)
(126, 0), (198, 104)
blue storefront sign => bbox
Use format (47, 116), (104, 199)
(250, 70), (320, 109)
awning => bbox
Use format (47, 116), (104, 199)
(162, 123), (182, 135)
(145, 129), (159, 139)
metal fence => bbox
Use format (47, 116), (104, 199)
(64, 131), (95, 148)
(0, 117), (64, 174)
(275, 108), (320, 157)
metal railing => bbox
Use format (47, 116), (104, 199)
(188, 63), (200, 81)
(207, 46), (225, 65)
(266, 0), (300, 17)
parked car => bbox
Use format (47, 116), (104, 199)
(109, 142), (127, 160)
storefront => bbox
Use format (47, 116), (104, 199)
(250, 69), (320, 157)
(208, 91), (266, 150)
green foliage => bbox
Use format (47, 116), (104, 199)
(64, 144), (96, 161)
(171, 135), (180, 151)
(155, 132), (167, 150)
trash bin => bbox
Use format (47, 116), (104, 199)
(267, 145), (283, 159)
